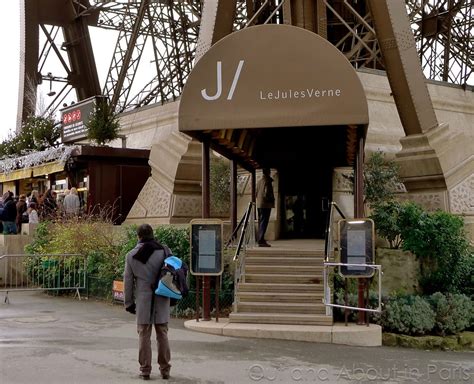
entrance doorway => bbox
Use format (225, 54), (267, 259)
(254, 125), (348, 240)
(178, 24), (369, 240)
(279, 166), (332, 239)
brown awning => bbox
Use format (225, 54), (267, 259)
(179, 24), (369, 133)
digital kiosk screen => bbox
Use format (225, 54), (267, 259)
(190, 220), (223, 275)
(338, 219), (375, 278)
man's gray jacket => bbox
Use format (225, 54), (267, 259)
(124, 244), (170, 324)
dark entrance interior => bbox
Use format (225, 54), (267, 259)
(279, 166), (332, 238)
(254, 125), (351, 239)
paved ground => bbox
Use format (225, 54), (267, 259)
(0, 291), (472, 384)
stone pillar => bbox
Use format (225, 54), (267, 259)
(332, 167), (354, 219)
(126, 132), (203, 225)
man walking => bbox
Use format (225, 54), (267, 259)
(124, 224), (172, 380)
(256, 168), (275, 247)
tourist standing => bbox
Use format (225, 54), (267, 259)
(123, 224), (172, 380)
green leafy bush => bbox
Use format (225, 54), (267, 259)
(0, 115), (60, 157)
(25, 218), (122, 292)
(154, 226), (190, 264)
(370, 200), (403, 248)
(335, 290), (474, 336)
(86, 99), (119, 145)
(210, 156), (230, 215)
(364, 151), (402, 207)
(428, 292), (473, 335)
(334, 289), (380, 323)
(398, 206), (472, 295)
(25, 220), (234, 310)
(381, 295), (435, 335)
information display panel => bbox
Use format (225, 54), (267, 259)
(338, 219), (375, 278)
(60, 96), (105, 143)
(190, 219), (223, 276)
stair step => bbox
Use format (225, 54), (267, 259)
(237, 291), (323, 303)
(245, 274), (323, 284)
(246, 248), (325, 257)
(246, 256), (323, 265)
(229, 312), (333, 326)
(245, 265), (323, 275)
(237, 301), (326, 314)
(238, 283), (324, 292)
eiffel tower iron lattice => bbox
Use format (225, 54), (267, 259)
(18, 0), (473, 125)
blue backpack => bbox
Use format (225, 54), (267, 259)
(155, 256), (189, 303)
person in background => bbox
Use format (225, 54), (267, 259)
(124, 224), (172, 381)
(63, 187), (80, 216)
(16, 194), (28, 233)
(29, 190), (39, 205)
(28, 202), (39, 224)
(56, 190), (67, 215)
(2, 192), (17, 234)
(41, 188), (57, 218)
(256, 168), (275, 247)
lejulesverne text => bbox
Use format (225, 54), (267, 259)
(259, 88), (342, 100)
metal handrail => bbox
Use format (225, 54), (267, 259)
(225, 202), (256, 299)
(323, 262), (382, 313)
(224, 201), (256, 261)
(324, 201), (346, 262)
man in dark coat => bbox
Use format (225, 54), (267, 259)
(256, 168), (275, 247)
(124, 224), (172, 380)
(2, 192), (17, 234)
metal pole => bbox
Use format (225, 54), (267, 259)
(202, 139), (211, 321)
(355, 134), (366, 325)
(196, 276), (200, 322)
(215, 275), (220, 323)
(251, 168), (257, 234)
(231, 160), (238, 233)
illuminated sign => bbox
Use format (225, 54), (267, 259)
(60, 96), (105, 143)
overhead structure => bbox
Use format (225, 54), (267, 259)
(18, 0), (472, 128)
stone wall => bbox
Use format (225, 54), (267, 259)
(113, 71), (474, 239)
(376, 248), (420, 295)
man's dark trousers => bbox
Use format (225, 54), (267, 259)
(257, 207), (271, 244)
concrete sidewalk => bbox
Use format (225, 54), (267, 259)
(184, 318), (381, 346)
(1, 292), (473, 383)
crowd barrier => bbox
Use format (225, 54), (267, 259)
(0, 253), (86, 303)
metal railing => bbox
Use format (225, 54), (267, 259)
(324, 201), (346, 261)
(0, 253), (86, 304)
(323, 262), (382, 314)
(225, 202), (256, 293)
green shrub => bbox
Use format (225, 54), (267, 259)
(86, 99), (119, 145)
(210, 156), (230, 215)
(154, 226), (190, 265)
(370, 200), (403, 248)
(25, 220), (235, 305)
(428, 292), (473, 335)
(0, 115), (60, 157)
(399, 206), (472, 295)
(25, 218), (122, 291)
(364, 151), (402, 207)
(381, 295), (435, 335)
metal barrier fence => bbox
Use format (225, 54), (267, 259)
(323, 262), (382, 313)
(0, 254), (86, 304)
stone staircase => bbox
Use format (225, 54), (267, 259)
(229, 246), (333, 326)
